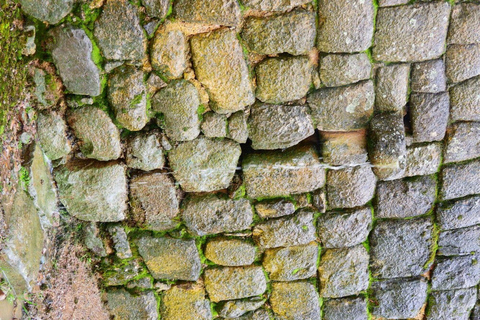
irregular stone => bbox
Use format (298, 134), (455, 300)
(248, 104), (314, 150)
(135, 236), (201, 281)
(323, 297), (368, 320)
(103, 259), (143, 286)
(253, 210), (316, 249)
(438, 225), (480, 256)
(432, 254), (480, 290)
(161, 284), (211, 320)
(373, 3), (451, 62)
(370, 218), (434, 279)
(254, 199), (295, 219)
(169, 137), (241, 192)
(243, 145), (325, 199)
(174, 0), (241, 26)
(19, 0), (73, 24)
(320, 130), (368, 166)
(126, 277), (153, 290)
(411, 59), (447, 93)
(378, 0), (409, 7)
(146, 73), (167, 95)
(307, 80), (374, 131)
(446, 44), (480, 84)
(326, 165), (376, 209)
(410, 92), (450, 143)
(106, 289), (158, 320)
(205, 238), (257, 266)
(312, 188), (326, 213)
(36, 111), (71, 160)
(375, 64), (410, 112)
(444, 122), (480, 164)
(242, 0), (310, 13)
(218, 297), (265, 319)
(94, 0), (146, 61)
(255, 57), (312, 104)
(204, 266), (267, 302)
(440, 160), (480, 200)
(318, 207), (372, 248)
(448, 3), (480, 45)
(126, 132), (165, 171)
(242, 10), (315, 55)
(152, 80), (201, 141)
(142, 0), (169, 19)
(319, 53), (371, 87)
(371, 278), (428, 319)
(263, 242), (318, 281)
(428, 288), (477, 320)
(107, 225), (132, 259)
(450, 76), (480, 121)
(317, 0), (374, 53)
(151, 28), (188, 79)
(54, 161), (127, 222)
(31, 67), (61, 109)
(437, 195), (480, 230)
(404, 143), (442, 178)
(84, 222), (107, 257)
(201, 112), (227, 138)
(270, 281), (321, 320)
(190, 29), (254, 113)
(318, 245), (369, 298)
(228, 111), (248, 143)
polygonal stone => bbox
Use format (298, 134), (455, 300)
(228, 111), (249, 143)
(428, 288), (477, 320)
(375, 64), (410, 112)
(270, 281), (321, 320)
(205, 238), (257, 267)
(308, 80), (374, 131)
(174, 0), (241, 27)
(142, 0), (169, 19)
(319, 53), (371, 87)
(440, 160), (480, 200)
(190, 29), (254, 114)
(411, 59), (447, 93)
(317, 0), (374, 53)
(19, 0), (73, 24)
(263, 242), (318, 281)
(437, 195), (480, 231)
(446, 44), (480, 84)
(326, 165), (376, 209)
(204, 266), (267, 302)
(320, 130), (368, 166)
(242, 0), (310, 13)
(444, 122), (480, 164)
(108, 225), (132, 259)
(126, 132), (165, 171)
(248, 104), (314, 150)
(161, 284), (211, 320)
(373, 3), (451, 62)
(243, 145), (325, 199)
(84, 222), (107, 257)
(151, 28), (188, 79)
(438, 225), (480, 256)
(254, 199), (295, 219)
(135, 236), (201, 281)
(319, 245), (369, 298)
(182, 194), (253, 236)
(242, 10), (315, 55)
(448, 3), (480, 45)
(169, 137), (241, 192)
(404, 143), (442, 178)
(106, 289), (158, 320)
(31, 67), (62, 109)
(410, 92), (451, 143)
(218, 298), (265, 319)
(36, 111), (71, 161)
(432, 254), (480, 290)
(201, 112), (227, 138)
(370, 218), (434, 279)
(312, 188), (326, 213)
(67, 106), (122, 161)
(450, 76), (480, 121)
(323, 297), (368, 320)
(317, 207), (372, 249)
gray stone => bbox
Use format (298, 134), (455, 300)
(410, 92), (451, 143)
(169, 137), (241, 192)
(317, 0), (374, 53)
(411, 59), (447, 93)
(142, 0), (170, 19)
(146, 73), (167, 96)
(375, 64), (410, 112)
(242, 0), (310, 13)
(31, 67), (61, 109)
(36, 111), (71, 160)
(135, 236), (201, 281)
(432, 254), (480, 290)
(437, 195), (480, 230)
(312, 188), (326, 213)
(319, 245), (369, 298)
(446, 44), (480, 84)
(218, 297), (265, 319)
(270, 281), (321, 320)
(201, 112), (227, 138)
(428, 288), (477, 320)
(444, 122), (480, 164)
(84, 222), (107, 257)
(106, 289), (158, 320)
(205, 238), (257, 267)
(323, 297), (368, 320)
(373, 3), (451, 62)
(126, 132), (165, 171)
(440, 160), (480, 200)
(151, 28), (188, 80)
(248, 104), (314, 150)
(254, 199), (295, 219)
(308, 80), (374, 131)
(174, 0), (241, 27)
(404, 143), (442, 178)
(126, 277), (153, 290)
(448, 3), (480, 45)
(378, 0), (409, 7)
(320, 130), (368, 166)
(228, 111), (249, 143)
(450, 76), (480, 121)
(318, 207), (372, 249)
(19, 0), (73, 24)
(319, 53), (371, 87)
(103, 259), (143, 286)
(438, 225), (480, 256)
(107, 225), (132, 259)
(161, 284), (211, 320)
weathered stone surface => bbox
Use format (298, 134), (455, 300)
(106, 289), (158, 320)
(404, 143), (442, 178)
(228, 111), (249, 143)
(450, 76), (480, 121)
(375, 175), (436, 218)
(438, 225), (480, 256)
(317, 0), (374, 53)
(448, 3), (480, 45)
(54, 161), (127, 222)
(19, 0), (73, 24)
(243, 145), (325, 199)
(446, 44), (480, 84)
(190, 30), (254, 113)
(94, 0), (146, 61)
(319, 53), (371, 87)
(378, 0), (408, 7)
(437, 196), (480, 230)
(428, 288), (477, 320)
(255, 199), (295, 219)
(142, 0), (169, 19)
(242, 10), (315, 55)
(152, 80), (201, 141)
(151, 29), (188, 80)
(319, 245), (369, 298)
(432, 254), (480, 290)
(248, 104), (314, 150)
(371, 278), (428, 319)
(174, 0), (241, 26)
(440, 160), (480, 200)
(444, 122), (480, 164)
(241, 308), (271, 320)
(217, 298), (265, 319)
(205, 238), (256, 267)
(375, 64), (410, 112)
(373, 3), (451, 62)
(107, 225), (132, 259)
(253, 210), (316, 249)
(32, 67), (62, 109)
(326, 165), (376, 209)
(411, 59), (447, 93)
(411, 92), (450, 143)
(201, 112), (227, 138)
(323, 297), (368, 320)
(135, 236), (201, 281)
(204, 266), (267, 302)
(84, 222), (107, 257)
(36, 111), (71, 160)
(308, 80), (374, 131)
(103, 259), (143, 286)
(49, 25), (101, 96)
(169, 137), (241, 192)
(161, 284), (211, 320)
(270, 281), (321, 320)
(312, 188), (326, 213)
(242, 0), (310, 13)
(126, 132), (165, 171)
(321, 130), (368, 166)
(318, 207), (372, 249)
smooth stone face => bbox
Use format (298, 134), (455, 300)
(151, 29), (188, 79)
(161, 284), (212, 320)
(320, 130), (368, 166)
(438, 225), (480, 256)
(308, 80), (374, 131)
(411, 59), (447, 93)
(228, 111), (249, 143)
(428, 288), (477, 320)
(36, 111), (71, 160)
(444, 122), (480, 164)
(19, 0), (73, 24)
(375, 64), (410, 112)
(410, 92), (450, 143)
(437, 195), (480, 230)
(201, 112), (227, 138)
(323, 297), (368, 320)
(242, 0), (310, 13)
(440, 160), (480, 200)
(373, 3), (451, 62)
(404, 143), (442, 178)
(218, 297), (265, 319)
(432, 254), (480, 291)
(270, 282), (321, 319)
(319, 53), (371, 87)
(174, 0), (241, 26)
(142, 0), (170, 19)
(254, 199), (296, 219)
(126, 132), (165, 171)
(135, 236), (201, 281)
(446, 44), (480, 84)
(449, 76), (480, 121)
(106, 289), (158, 320)
(205, 238), (257, 267)
(448, 4), (480, 45)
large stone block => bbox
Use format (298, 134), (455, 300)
(411, 59), (446, 93)
(205, 238), (257, 267)
(270, 282), (321, 319)
(242, 0), (310, 13)
(151, 28), (188, 80)
(438, 225), (480, 256)
(410, 92), (450, 143)
(404, 143), (442, 178)
(36, 111), (71, 161)
(319, 53), (371, 87)
(106, 289), (158, 320)
(323, 297), (368, 320)
(437, 195), (480, 230)
(446, 44), (480, 84)
(19, 0), (73, 24)
(254, 199), (296, 219)
(161, 284), (211, 320)
(449, 76), (480, 121)
(174, 0), (241, 27)
(440, 160), (480, 200)
(432, 254), (480, 291)
(448, 3), (480, 45)
(375, 64), (410, 112)
(320, 130), (368, 166)
(125, 132), (165, 171)
(444, 122), (480, 164)
(428, 288), (477, 320)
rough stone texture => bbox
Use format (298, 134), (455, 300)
(449, 76), (480, 122)
(242, 0), (310, 13)
(263, 242), (318, 281)
(248, 104), (314, 150)
(317, 0), (374, 53)
(106, 289), (158, 320)
(32, 67), (62, 109)
(428, 288), (477, 320)
(49, 25), (101, 96)
(182, 194), (253, 236)
(201, 112), (227, 138)
(54, 161), (127, 222)
(444, 122), (480, 164)
(161, 284), (212, 320)
(243, 145), (325, 199)
(255, 57), (312, 104)
(404, 143), (442, 178)
(323, 297), (368, 320)
(326, 165), (376, 209)
(67, 106), (122, 161)
(270, 281), (321, 320)
(151, 28), (188, 79)
(438, 225), (480, 256)
(312, 188), (326, 213)
(205, 238), (257, 267)
(174, 0), (241, 27)
(370, 218), (433, 279)
(135, 236), (201, 281)
(440, 160), (480, 200)
(371, 278), (428, 319)
(448, 3), (480, 45)
(410, 92), (450, 143)
(437, 195), (480, 231)
(253, 210), (316, 249)
(375, 64), (410, 112)
(308, 80), (374, 131)
(84, 222), (107, 257)
(190, 29), (254, 114)
(142, 0), (169, 19)
(103, 259), (143, 286)
(375, 175), (437, 218)
(218, 297), (265, 319)
(108, 225), (132, 259)
(373, 3), (451, 62)
(319, 53), (371, 87)
(255, 199), (295, 219)
(318, 245), (369, 298)
(242, 10), (316, 55)
(126, 132), (165, 171)
(320, 130), (368, 166)
(446, 44), (480, 84)
(152, 80), (201, 141)
(379, 0), (409, 7)
(411, 59), (447, 93)
(36, 111), (71, 160)
(19, 0), (72, 24)
(432, 254), (480, 290)
(204, 266), (267, 302)
(227, 111), (249, 143)
(317, 207), (372, 248)
(169, 137), (241, 192)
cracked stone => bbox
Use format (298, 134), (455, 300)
(142, 0), (169, 19)
(227, 111), (249, 144)
(323, 297), (368, 320)
(446, 44), (480, 84)
(440, 160), (480, 200)
(410, 92), (450, 143)
(254, 199), (296, 219)
(205, 238), (257, 267)
(319, 53), (371, 87)
(448, 3), (480, 45)
(428, 288), (477, 320)
(432, 254), (480, 291)
(107, 225), (132, 259)
(126, 132), (165, 171)
(437, 195), (480, 231)
(161, 284), (212, 320)
(106, 289), (158, 320)
(375, 64), (410, 112)
(270, 281), (320, 320)
(404, 142), (442, 178)
(19, 0), (73, 24)
(411, 59), (447, 93)
(151, 28), (188, 80)
(320, 130), (368, 166)
(438, 225), (480, 256)
(174, 0), (241, 27)
(201, 112), (227, 138)
(218, 297), (265, 319)
(36, 111), (71, 161)
(444, 122), (480, 164)
(450, 76), (480, 121)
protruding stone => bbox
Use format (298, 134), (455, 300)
(201, 112), (227, 138)
(438, 225), (480, 256)
(205, 238), (257, 267)
(450, 76), (480, 121)
(440, 160), (480, 200)
(428, 288), (477, 320)
(270, 282), (321, 319)
(437, 195), (480, 231)
(37, 111), (71, 160)
(142, 0), (170, 19)
(161, 284), (212, 320)
(106, 289), (158, 320)
(107, 225), (132, 259)
(174, 0), (241, 27)
(410, 92), (450, 143)
(411, 59), (446, 93)
(320, 130), (368, 166)
(446, 44), (480, 84)
(151, 29), (188, 80)
(432, 254), (480, 290)
(255, 199), (295, 219)
(218, 297), (265, 319)
(19, 0), (73, 24)
(444, 122), (480, 164)
(319, 53), (371, 87)
(126, 132), (165, 171)
(323, 297), (368, 320)
(242, 0), (310, 13)
(228, 111), (249, 143)
(448, 3), (480, 45)
(375, 64), (410, 112)
(404, 143), (442, 178)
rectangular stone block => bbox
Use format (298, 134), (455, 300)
(444, 122), (480, 164)
(438, 225), (480, 256)
(404, 142), (442, 178)
(440, 160), (480, 200)
(270, 282), (321, 319)
(437, 195), (480, 230)
(449, 76), (480, 121)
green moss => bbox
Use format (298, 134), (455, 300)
(424, 221), (439, 269)
(19, 167), (30, 189)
